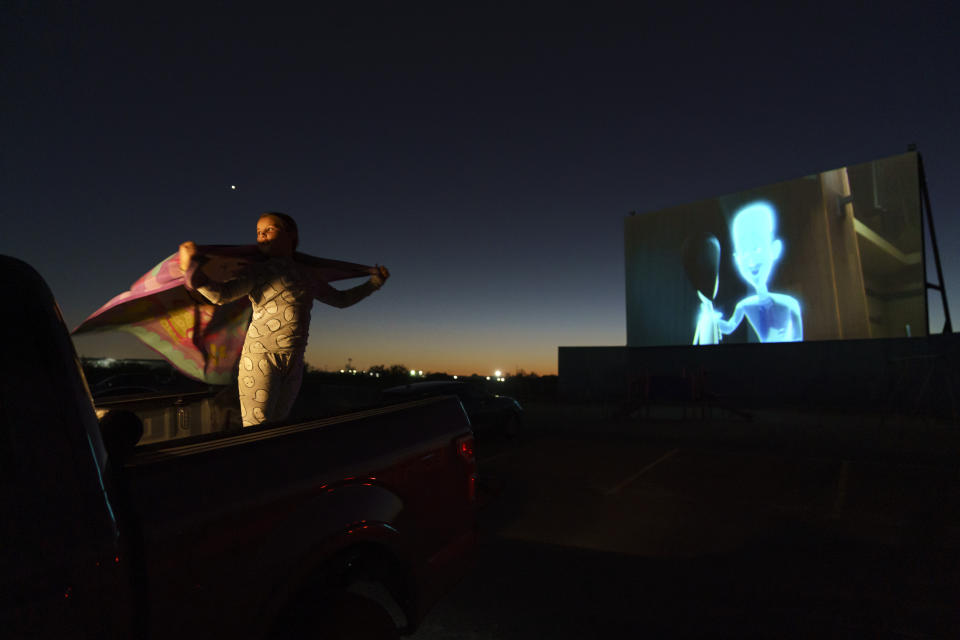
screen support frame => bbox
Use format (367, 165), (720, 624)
(917, 149), (953, 334)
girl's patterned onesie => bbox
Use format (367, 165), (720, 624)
(189, 256), (379, 427)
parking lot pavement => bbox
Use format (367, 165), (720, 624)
(411, 428), (960, 638)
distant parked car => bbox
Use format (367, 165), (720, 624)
(383, 381), (523, 436)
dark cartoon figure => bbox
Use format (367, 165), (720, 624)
(682, 232), (722, 345)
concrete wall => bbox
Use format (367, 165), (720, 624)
(559, 333), (960, 415)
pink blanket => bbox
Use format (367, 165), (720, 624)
(73, 245), (376, 384)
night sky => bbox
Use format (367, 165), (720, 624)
(3, 3), (958, 375)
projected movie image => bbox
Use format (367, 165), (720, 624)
(626, 152), (925, 347)
(687, 202), (803, 344)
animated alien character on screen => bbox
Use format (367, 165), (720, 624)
(718, 201), (803, 342)
(688, 201), (803, 344)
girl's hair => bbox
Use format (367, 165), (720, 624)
(260, 212), (299, 250)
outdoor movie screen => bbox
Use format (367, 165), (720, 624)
(625, 151), (925, 347)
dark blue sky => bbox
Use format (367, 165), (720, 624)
(3, 2), (957, 374)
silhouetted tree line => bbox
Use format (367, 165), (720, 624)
(80, 358), (559, 403)
(304, 364), (558, 402)
(81, 358), (184, 387)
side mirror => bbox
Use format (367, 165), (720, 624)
(98, 409), (144, 465)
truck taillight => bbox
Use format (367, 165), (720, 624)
(456, 435), (475, 463)
(455, 435), (476, 502)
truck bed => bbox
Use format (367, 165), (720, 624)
(121, 395), (476, 638)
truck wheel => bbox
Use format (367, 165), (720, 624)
(271, 591), (399, 640)
(320, 591), (400, 640)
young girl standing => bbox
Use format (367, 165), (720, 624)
(179, 212), (389, 427)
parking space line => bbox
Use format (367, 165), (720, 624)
(602, 448), (680, 496)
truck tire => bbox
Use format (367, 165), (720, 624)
(272, 591), (399, 640)
(323, 591), (400, 640)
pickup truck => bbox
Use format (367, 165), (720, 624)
(0, 255), (477, 639)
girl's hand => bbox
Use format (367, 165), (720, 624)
(371, 264), (390, 288)
(178, 241), (197, 272)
